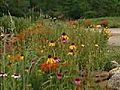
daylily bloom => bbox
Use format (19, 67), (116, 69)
(69, 43), (77, 50)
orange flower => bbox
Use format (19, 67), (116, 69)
(8, 54), (24, 62)
(40, 63), (58, 72)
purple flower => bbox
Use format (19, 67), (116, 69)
(54, 57), (60, 63)
(61, 38), (69, 43)
(74, 77), (81, 86)
(57, 73), (63, 80)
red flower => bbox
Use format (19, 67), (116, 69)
(100, 20), (108, 25)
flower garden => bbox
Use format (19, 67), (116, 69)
(0, 17), (117, 90)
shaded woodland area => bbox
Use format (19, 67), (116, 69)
(0, 0), (120, 19)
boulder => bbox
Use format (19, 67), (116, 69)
(107, 73), (120, 90)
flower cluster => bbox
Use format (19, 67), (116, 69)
(0, 72), (21, 79)
(100, 20), (108, 28)
(7, 54), (24, 62)
(60, 32), (69, 43)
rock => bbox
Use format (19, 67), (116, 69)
(107, 73), (120, 90)
(109, 67), (120, 75)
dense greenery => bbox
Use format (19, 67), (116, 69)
(0, 0), (120, 19)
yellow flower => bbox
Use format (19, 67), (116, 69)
(61, 32), (69, 40)
(8, 55), (11, 58)
(61, 35), (69, 40)
(81, 44), (85, 47)
(46, 58), (55, 64)
(7, 54), (24, 62)
(25, 67), (29, 72)
(40, 50), (44, 53)
(49, 41), (56, 47)
(67, 50), (75, 55)
(95, 44), (99, 47)
(20, 55), (24, 60)
(46, 55), (55, 64)
(69, 43), (77, 50)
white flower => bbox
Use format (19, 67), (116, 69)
(0, 72), (7, 77)
(96, 25), (101, 28)
(81, 44), (85, 47)
(11, 73), (21, 79)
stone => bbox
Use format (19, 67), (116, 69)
(109, 67), (120, 75)
(107, 73), (120, 90)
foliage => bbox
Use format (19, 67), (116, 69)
(0, 15), (33, 33)
(0, 0), (120, 19)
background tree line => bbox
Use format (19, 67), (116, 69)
(0, 0), (120, 19)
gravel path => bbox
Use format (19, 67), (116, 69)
(108, 28), (120, 46)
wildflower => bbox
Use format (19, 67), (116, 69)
(74, 77), (81, 86)
(69, 43), (77, 50)
(11, 73), (21, 79)
(61, 32), (69, 40)
(49, 41), (56, 47)
(57, 73), (63, 80)
(8, 54), (24, 62)
(40, 63), (58, 72)
(103, 28), (111, 39)
(67, 50), (75, 56)
(25, 67), (29, 72)
(0, 33), (4, 37)
(96, 24), (101, 28)
(31, 59), (37, 65)
(0, 72), (7, 77)
(7, 62), (13, 67)
(95, 44), (99, 47)
(46, 55), (55, 64)
(83, 19), (93, 28)
(81, 44), (85, 47)
(54, 57), (60, 63)
(100, 20), (108, 28)
(61, 38), (69, 43)
(40, 50), (44, 53)
(20, 54), (24, 60)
